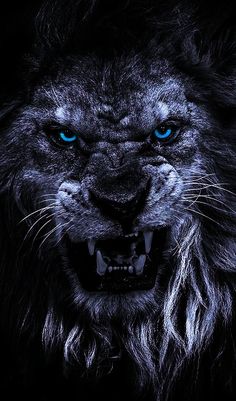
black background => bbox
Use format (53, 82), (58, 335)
(0, 0), (235, 101)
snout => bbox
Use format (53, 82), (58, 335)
(56, 156), (181, 292)
(88, 158), (150, 221)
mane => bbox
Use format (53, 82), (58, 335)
(0, 1), (236, 399)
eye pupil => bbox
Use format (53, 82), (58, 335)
(59, 130), (77, 143)
(153, 125), (176, 142)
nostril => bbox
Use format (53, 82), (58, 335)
(59, 182), (84, 205)
(90, 185), (148, 222)
(64, 189), (72, 196)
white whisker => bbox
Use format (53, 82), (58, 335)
(186, 207), (220, 226)
(38, 220), (72, 251)
(19, 203), (58, 224)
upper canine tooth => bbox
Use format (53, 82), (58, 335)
(96, 250), (107, 276)
(134, 255), (146, 275)
(143, 231), (153, 254)
(88, 239), (96, 256)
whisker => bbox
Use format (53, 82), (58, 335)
(32, 217), (55, 245)
(183, 194), (235, 211)
(38, 220), (72, 251)
(183, 184), (225, 192)
(38, 193), (57, 199)
(206, 183), (236, 197)
(38, 199), (57, 205)
(182, 174), (216, 184)
(18, 203), (58, 224)
(186, 207), (220, 226)
(32, 211), (66, 245)
(54, 219), (73, 248)
(184, 199), (232, 215)
(21, 212), (53, 243)
(182, 173), (216, 181)
(182, 189), (202, 209)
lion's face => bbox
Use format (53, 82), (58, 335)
(1, 17), (236, 397)
(3, 54), (209, 297)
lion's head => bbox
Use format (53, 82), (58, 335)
(1, 1), (236, 399)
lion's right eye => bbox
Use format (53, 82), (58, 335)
(47, 128), (78, 147)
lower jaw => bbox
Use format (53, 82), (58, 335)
(64, 229), (168, 293)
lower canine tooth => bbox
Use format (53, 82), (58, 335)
(134, 255), (146, 275)
(143, 231), (153, 254)
(96, 250), (107, 276)
(88, 239), (96, 255)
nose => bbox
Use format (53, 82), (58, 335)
(89, 155), (149, 221)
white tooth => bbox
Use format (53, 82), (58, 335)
(128, 266), (134, 273)
(131, 242), (137, 255)
(134, 255), (146, 275)
(124, 266), (127, 270)
(143, 231), (153, 254)
(88, 239), (96, 256)
(96, 250), (107, 276)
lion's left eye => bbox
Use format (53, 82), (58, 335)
(58, 130), (77, 143)
(152, 125), (177, 143)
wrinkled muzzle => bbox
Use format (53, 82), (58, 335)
(88, 153), (150, 223)
(57, 153), (180, 292)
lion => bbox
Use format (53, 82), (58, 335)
(0, 1), (236, 400)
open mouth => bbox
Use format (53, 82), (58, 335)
(65, 228), (168, 292)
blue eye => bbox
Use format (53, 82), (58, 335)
(152, 125), (177, 143)
(46, 127), (78, 147)
(59, 130), (77, 143)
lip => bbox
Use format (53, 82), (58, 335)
(64, 227), (168, 293)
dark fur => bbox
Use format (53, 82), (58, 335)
(1, 1), (236, 400)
